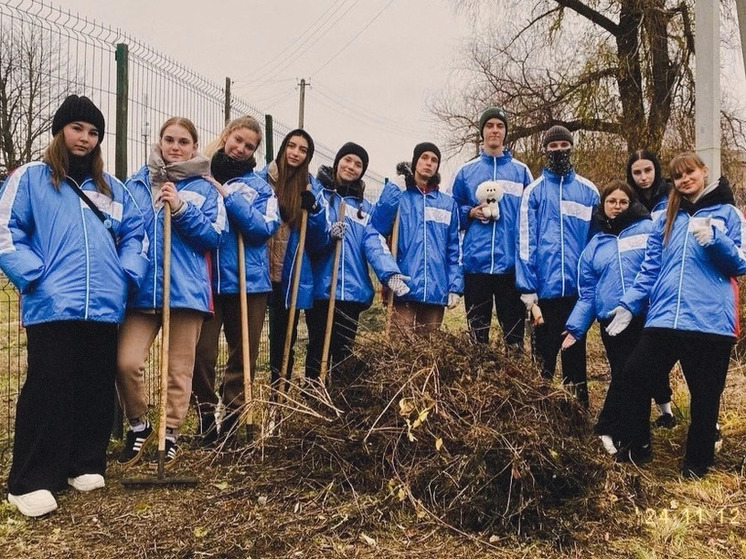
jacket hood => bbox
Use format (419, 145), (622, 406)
(396, 160), (440, 190)
(680, 176), (735, 215)
(592, 200), (651, 236)
(316, 164), (365, 199)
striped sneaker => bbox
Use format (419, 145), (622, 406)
(117, 423), (155, 467)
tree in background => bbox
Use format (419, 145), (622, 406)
(0, 24), (63, 177)
(433, 0), (746, 186)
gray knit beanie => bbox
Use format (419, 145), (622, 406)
(542, 125), (573, 148)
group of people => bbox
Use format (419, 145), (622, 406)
(1, 95), (743, 519)
(449, 109), (744, 482)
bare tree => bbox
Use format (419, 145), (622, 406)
(433, 0), (745, 168)
(0, 23), (63, 176)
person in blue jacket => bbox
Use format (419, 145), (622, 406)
(371, 142), (463, 332)
(191, 116), (280, 446)
(305, 142), (409, 382)
(606, 152), (746, 478)
(451, 107), (533, 349)
(626, 149), (677, 428)
(258, 129), (331, 394)
(562, 180), (653, 453)
(116, 117), (225, 468)
(1, 95), (147, 517)
(516, 125), (599, 405)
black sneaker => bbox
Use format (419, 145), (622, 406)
(681, 463), (708, 479)
(117, 424), (155, 467)
(653, 413), (677, 429)
(613, 444), (652, 465)
(164, 439), (180, 468)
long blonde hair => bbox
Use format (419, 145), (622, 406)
(203, 116), (263, 158)
(663, 152), (706, 245)
(43, 132), (110, 196)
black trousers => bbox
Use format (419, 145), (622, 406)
(305, 299), (367, 380)
(615, 328), (731, 470)
(533, 297), (587, 400)
(595, 315), (645, 437)
(464, 272), (524, 346)
(268, 282), (300, 389)
(8, 320), (118, 494)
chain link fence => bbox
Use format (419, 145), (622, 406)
(0, 0), (387, 453)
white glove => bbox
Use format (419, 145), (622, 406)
(391, 175), (407, 191)
(605, 306), (633, 336)
(386, 274), (410, 297)
(447, 292), (461, 309)
(520, 293), (538, 310)
(692, 216), (713, 246)
(330, 221), (347, 240)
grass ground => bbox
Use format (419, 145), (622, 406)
(0, 304), (746, 558)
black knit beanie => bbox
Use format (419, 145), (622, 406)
(411, 142), (441, 174)
(52, 95), (105, 142)
(479, 107), (508, 139)
(542, 125), (573, 148)
(333, 142), (369, 177)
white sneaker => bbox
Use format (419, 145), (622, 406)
(599, 435), (618, 456)
(8, 489), (58, 517)
(67, 473), (105, 492)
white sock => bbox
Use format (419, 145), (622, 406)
(657, 402), (672, 415)
(599, 435), (617, 455)
(130, 419), (149, 432)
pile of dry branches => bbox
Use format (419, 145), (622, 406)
(261, 328), (626, 537)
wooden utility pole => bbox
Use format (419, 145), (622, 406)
(298, 78), (309, 129)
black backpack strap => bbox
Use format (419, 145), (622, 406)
(67, 182), (118, 245)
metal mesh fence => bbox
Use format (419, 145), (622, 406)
(0, 0), (386, 451)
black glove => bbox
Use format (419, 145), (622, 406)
(300, 190), (319, 213)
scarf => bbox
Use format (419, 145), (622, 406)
(67, 153), (93, 186)
(147, 143), (210, 202)
(210, 149), (256, 184)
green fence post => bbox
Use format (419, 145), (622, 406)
(265, 114), (273, 164)
(225, 77), (231, 125)
(113, 43), (129, 439)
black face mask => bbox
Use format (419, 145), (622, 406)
(546, 148), (573, 176)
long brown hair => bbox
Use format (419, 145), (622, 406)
(663, 152), (706, 244)
(203, 115), (262, 158)
(43, 132), (110, 196)
(273, 130), (314, 229)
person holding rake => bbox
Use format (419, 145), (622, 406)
(116, 116), (225, 468)
(305, 142), (408, 384)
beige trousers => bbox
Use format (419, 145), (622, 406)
(116, 309), (204, 433)
(391, 301), (445, 334)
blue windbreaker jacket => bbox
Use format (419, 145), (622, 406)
(371, 180), (463, 305)
(212, 171), (280, 295)
(565, 203), (653, 338)
(311, 167), (400, 304)
(451, 150), (533, 274)
(0, 162), (148, 326)
(621, 178), (746, 338)
(126, 166), (225, 314)
(516, 168), (599, 298)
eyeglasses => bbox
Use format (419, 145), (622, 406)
(604, 199), (629, 207)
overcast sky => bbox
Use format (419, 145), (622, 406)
(47, 0), (474, 185)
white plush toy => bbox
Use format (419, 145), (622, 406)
(475, 180), (504, 221)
